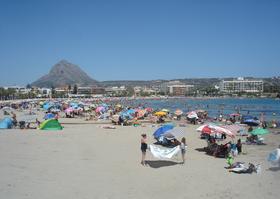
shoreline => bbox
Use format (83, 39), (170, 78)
(0, 95), (279, 103)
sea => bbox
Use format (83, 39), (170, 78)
(120, 97), (280, 121)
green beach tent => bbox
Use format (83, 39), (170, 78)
(39, 119), (63, 130)
(250, 128), (269, 135)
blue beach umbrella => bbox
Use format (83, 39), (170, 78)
(120, 111), (133, 120)
(70, 102), (79, 109)
(43, 103), (52, 111)
(44, 113), (55, 120)
(126, 109), (136, 116)
(243, 119), (260, 126)
(153, 124), (175, 139)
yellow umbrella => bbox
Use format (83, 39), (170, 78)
(154, 111), (167, 116)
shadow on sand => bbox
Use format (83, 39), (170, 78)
(145, 160), (180, 168)
(268, 167), (280, 172)
(195, 147), (206, 152)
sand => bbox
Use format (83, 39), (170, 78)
(0, 111), (280, 199)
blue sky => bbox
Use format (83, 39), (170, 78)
(0, 0), (279, 85)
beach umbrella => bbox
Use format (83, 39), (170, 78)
(187, 111), (198, 119)
(120, 109), (136, 119)
(136, 109), (146, 119)
(221, 125), (243, 134)
(43, 103), (53, 111)
(65, 107), (74, 113)
(230, 113), (240, 117)
(1, 106), (14, 111)
(163, 129), (184, 140)
(101, 103), (108, 108)
(241, 115), (259, 126)
(153, 124), (174, 139)
(145, 107), (153, 113)
(243, 119), (260, 126)
(154, 111), (167, 116)
(44, 113), (55, 120)
(95, 106), (105, 113)
(70, 102), (78, 107)
(174, 109), (183, 116)
(212, 126), (236, 137)
(242, 115), (256, 120)
(196, 124), (208, 132)
(126, 109), (136, 116)
(201, 126), (212, 134)
(196, 123), (219, 132)
(250, 128), (269, 135)
(120, 112), (133, 120)
(197, 124), (235, 137)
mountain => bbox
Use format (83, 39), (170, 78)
(31, 60), (98, 88)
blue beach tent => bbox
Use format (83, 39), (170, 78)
(0, 118), (13, 129)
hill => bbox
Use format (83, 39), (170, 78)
(31, 60), (98, 88)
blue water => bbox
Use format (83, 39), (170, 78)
(121, 98), (280, 121)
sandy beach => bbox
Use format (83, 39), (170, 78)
(1, 0), (279, 198)
(0, 114), (280, 199)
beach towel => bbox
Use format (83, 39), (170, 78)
(268, 149), (280, 166)
(149, 145), (180, 159)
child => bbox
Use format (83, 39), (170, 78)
(236, 139), (242, 154)
(180, 137), (187, 164)
(140, 134), (148, 166)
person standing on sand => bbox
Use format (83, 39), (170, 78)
(180, 137), (186, 164)
(140, 134), (148, 166)
(11, 111), (17, 127)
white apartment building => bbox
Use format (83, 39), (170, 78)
(220, 77), (263, 93)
